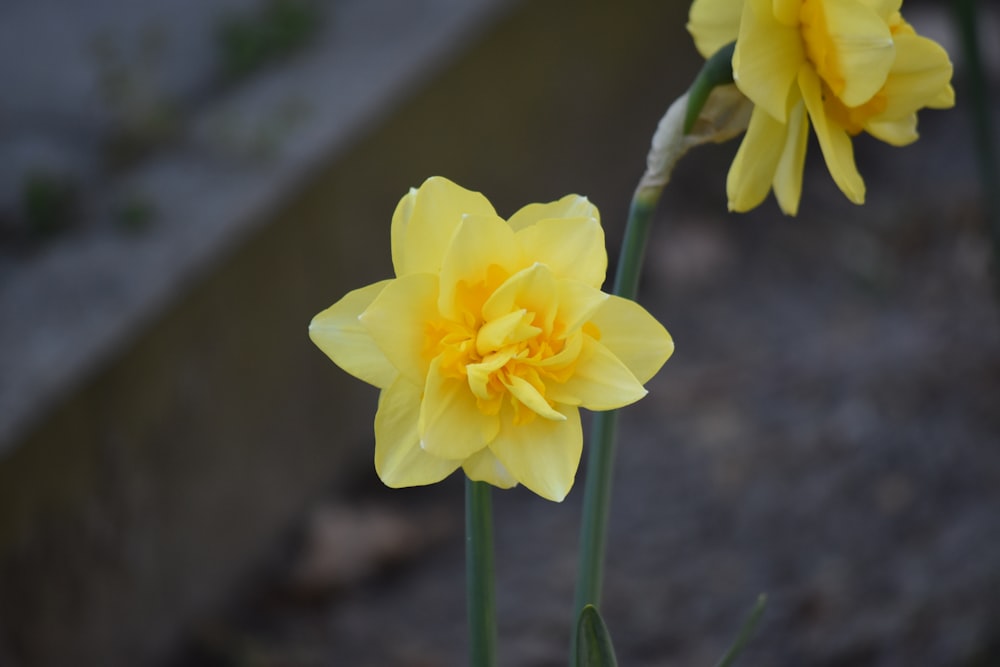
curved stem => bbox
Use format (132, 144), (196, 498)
(568, 71), (744, 660)
(466, 478), (497, 667)
(571, 185), (663, 658)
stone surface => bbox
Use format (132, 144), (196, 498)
(0, 0), (519, 453)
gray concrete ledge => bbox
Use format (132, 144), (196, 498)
(0, 0), (519, 455)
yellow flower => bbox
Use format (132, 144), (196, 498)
(309, 177), (673, 502)
(687, 0), (954, 215)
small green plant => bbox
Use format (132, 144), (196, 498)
(115, 193), (156, 234)
(22, 171), (77, 238)
(216, 0), (322, 81)
(90, 25), (179, 169)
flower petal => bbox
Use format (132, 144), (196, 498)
(818, 0), (894, 107)
(772, 0), (801, 26)
(507, 194), (598, 231)
(390, 187), (416, 278)
(503, 374), (567, 421)
(419, 356), (500, 460)
(360, 273), (439, 385)
(482, 263), (558, 334)
(587, 295), (674, 384)
(687, 0), (743, 60)
(800, 65), (866, 204)
(476, 310), (540, 356)
(462, 447), (518, 489)
(555, 280), (609, 336)
(546, 336), (648, 410)
(862, 0), (902, 22)
(926, 83), (954, 110)
(872, 33), (954, 120)
(733, 0), (804, 122)
(489, 404), (583, 502)
(467, 348), (516, 400)
(375, 378), (462, 487)
(866, 114), (918, 146)
(727, 105), (789, 212)
(514, 217), (607, 288)
(438, 213), (520, 319)
(391, 176), (496, 277)
(309, 280), (398, 389)
(773, 99), (810, 215)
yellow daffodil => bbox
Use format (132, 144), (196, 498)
(310, 177), (673, 502)
(687, 0), (954, 215)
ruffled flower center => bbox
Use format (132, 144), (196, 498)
(424, 265), (593, 426)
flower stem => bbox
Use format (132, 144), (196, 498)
(466, 478), (497, 667)
(571, 185), (663, 658)
(614, 188), (662, 300)
(570, 75), (743, 659)
(953, 0), (1000, 296)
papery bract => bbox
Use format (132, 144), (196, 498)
(687, 0), (954, 215)
(310, 177), (673, 502)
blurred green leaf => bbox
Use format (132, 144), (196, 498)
(575, 605), (618, 667)
(22, 171), (77, 238)
(714, 594), (767, 667)
(217, 0), (323, 80)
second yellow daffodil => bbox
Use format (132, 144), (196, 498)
(687, 0), (954, 215)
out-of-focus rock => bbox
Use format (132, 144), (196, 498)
(286, 503), (456, 598)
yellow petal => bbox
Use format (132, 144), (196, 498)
(467, 348), (516, 400)
(476, 310), (540, 357)
(391, 176), (496, 277)
(389, 187), (417, 278)
(360, 273), (439, 385)
(862, 0), (902, 22)
(872, 33), (954, 120)
(503, 374), (567, 421)
(462, 447), (518, 489)
(819, 0), (894, 107)
(865, 113), (918, 146)
(733, 0), (804, 122)
(438, 213), (519, 320)
(727, 106), (789, 212)
(532, 329), (584, 372)
(554, 280), (608, 336)
(773, 99), (810, 215)
(687, 0), (743, 60)
(927, 83), (954, 110)
(586, 295), (674, 384)
(482, 263), (558, 334)
(375, 378), (462, 487)
(489, 403), (583, 502)
(309, 280), (398, 389)
(800, 66), (866, 204)
(772, 0), (801, 26)
(546, 336), (648, 410)
(418, 356), (500, 459)
(507, 194), (598, 231)
(514, 217), (607, 288)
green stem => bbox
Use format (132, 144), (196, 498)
(571, 185), (663, 659)
(614, 188), (662, 300)
(466, 478), (497, 667)
(953, 0), (1000, 295)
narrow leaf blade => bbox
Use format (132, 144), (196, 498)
(575, 604), (619, 667)
(714, 594), (767, 667)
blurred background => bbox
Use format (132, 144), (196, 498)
(0, 0), (998, 665)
